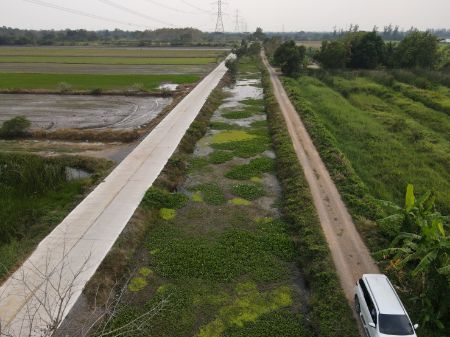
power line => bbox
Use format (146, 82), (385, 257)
(214, 0), (224, 33)
(23, 0), (153, 30)
(98, 0), (175, 27)
(141, 0), (197, 15)
(180, 0), (212, 14)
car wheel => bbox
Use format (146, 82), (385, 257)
(355, 295), (361, 314)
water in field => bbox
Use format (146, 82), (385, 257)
(0, 94), (172, 131)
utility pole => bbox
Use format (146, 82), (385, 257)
(214, 0), (225, 33)
(234, 10), (240, 33)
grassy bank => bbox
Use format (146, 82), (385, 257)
(281, 71), (450, 336)
(262, 66), (359, 337)
(0, 73), (200, 91)
(0, 153), (112, 282)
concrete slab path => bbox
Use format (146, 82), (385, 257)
(0, 59), (228, 336)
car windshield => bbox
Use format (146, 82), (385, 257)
(379, 314), (414, 335)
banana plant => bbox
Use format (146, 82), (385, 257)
(377, 184), (450, 329)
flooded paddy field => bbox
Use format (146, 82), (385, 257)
(0, 94), (172, 130)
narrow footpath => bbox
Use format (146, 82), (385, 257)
(262, 53), (379, 303)
(0, 60), (228, 336)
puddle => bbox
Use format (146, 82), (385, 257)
(158, 83), (179, 91)
(66, 167), (91, 181)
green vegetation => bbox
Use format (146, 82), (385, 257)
(0, 73), (200, 91)
(0, 116), (31, 138)
(314, 30), (442, 70)
(262, 66), (359, 337)
(0, 152), (111, 280)
(231, 184), (265, 200)
(192, 183), (226, 206)
(281, 70), (450, 334)
(0, 47), (226, 58)
(225, 157), (274, 180)
(208, 151), (235, 164)
(0, 56), (216, 65)
(378, 185), (449, 330)
(128, 277), (148, 292)
(222, 111), (253, 119)
(142, 187), (188, 210)
(101, 57), (319, 337)
(273, 41), (306, 77)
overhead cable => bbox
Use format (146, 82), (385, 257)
(23, 0), (153, 30)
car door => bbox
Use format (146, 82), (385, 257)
(358, 279), (378, 337)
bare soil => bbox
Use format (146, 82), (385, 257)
(262, 53), (379, 304)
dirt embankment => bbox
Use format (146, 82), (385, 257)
(262, 53), (379, 303)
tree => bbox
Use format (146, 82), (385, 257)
(314, 40), (349, 69)
(273, 41), (306, 77)
(348, 31), (385, 69)
(253, 27), (266, 41)
(395, 31), (440, 68)
(377, 185), (450, 330)
(0, 116), (31, 138)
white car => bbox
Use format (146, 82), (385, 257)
(355, 274), (419, 337)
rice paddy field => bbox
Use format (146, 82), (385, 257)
(0, 46), (228, 90)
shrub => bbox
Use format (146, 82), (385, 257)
(90, 87), (103, 95)
(142, 187), (188, 210)
(0, 116), (31, 138)
(232, 184), (265, 200)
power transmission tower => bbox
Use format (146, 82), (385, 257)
(214, 0), (225, 33)
(234, 10), (240, 33)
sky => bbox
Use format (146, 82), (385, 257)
(1, 0), (449, 32)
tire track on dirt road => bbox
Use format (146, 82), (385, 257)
(262, 52), (379, 305)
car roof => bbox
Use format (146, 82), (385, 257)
(363, 274), (406, 315)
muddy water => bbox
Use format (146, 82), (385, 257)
(0, 94), (172, 130)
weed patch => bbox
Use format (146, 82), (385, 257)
(211, 130), (256, 144)
(208, 151), (235, 164)
(142, 187), (188, 210)
(223, 111), (253, 119)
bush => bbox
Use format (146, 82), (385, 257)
(142, 187), (188, 210)
(90, 87), (103, 95)
(57, 82), (72, 93)
(0, 116), (31, 138)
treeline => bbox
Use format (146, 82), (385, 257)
(267, 26), (450, 41)
(314, 30), (448, 70)
(0, 27), (233, 46)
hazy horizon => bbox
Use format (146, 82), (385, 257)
(1, 0), (450, 33)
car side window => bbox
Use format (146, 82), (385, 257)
(360, 279), (377, 324)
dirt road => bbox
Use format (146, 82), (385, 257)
(262, 53), (379, 303)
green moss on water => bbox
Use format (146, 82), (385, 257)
(196, 282), (293, 337)
(160, 208), (176, 220)
(139, 267), (153, 277)
(128, 277), (148, 292)
(208, 151), (235, 164)
(193, 183), (226, 205)
(230, 198), (252, 206)
(211, 131), (256, 144)
(222, 111), (254, 119)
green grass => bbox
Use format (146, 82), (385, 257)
(0, 73), (200, 91)
(0, 56), (217, 65)
(283, 75), (450, 214)
(0, 153), (111, 281)
(0, 47), (227, 58)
